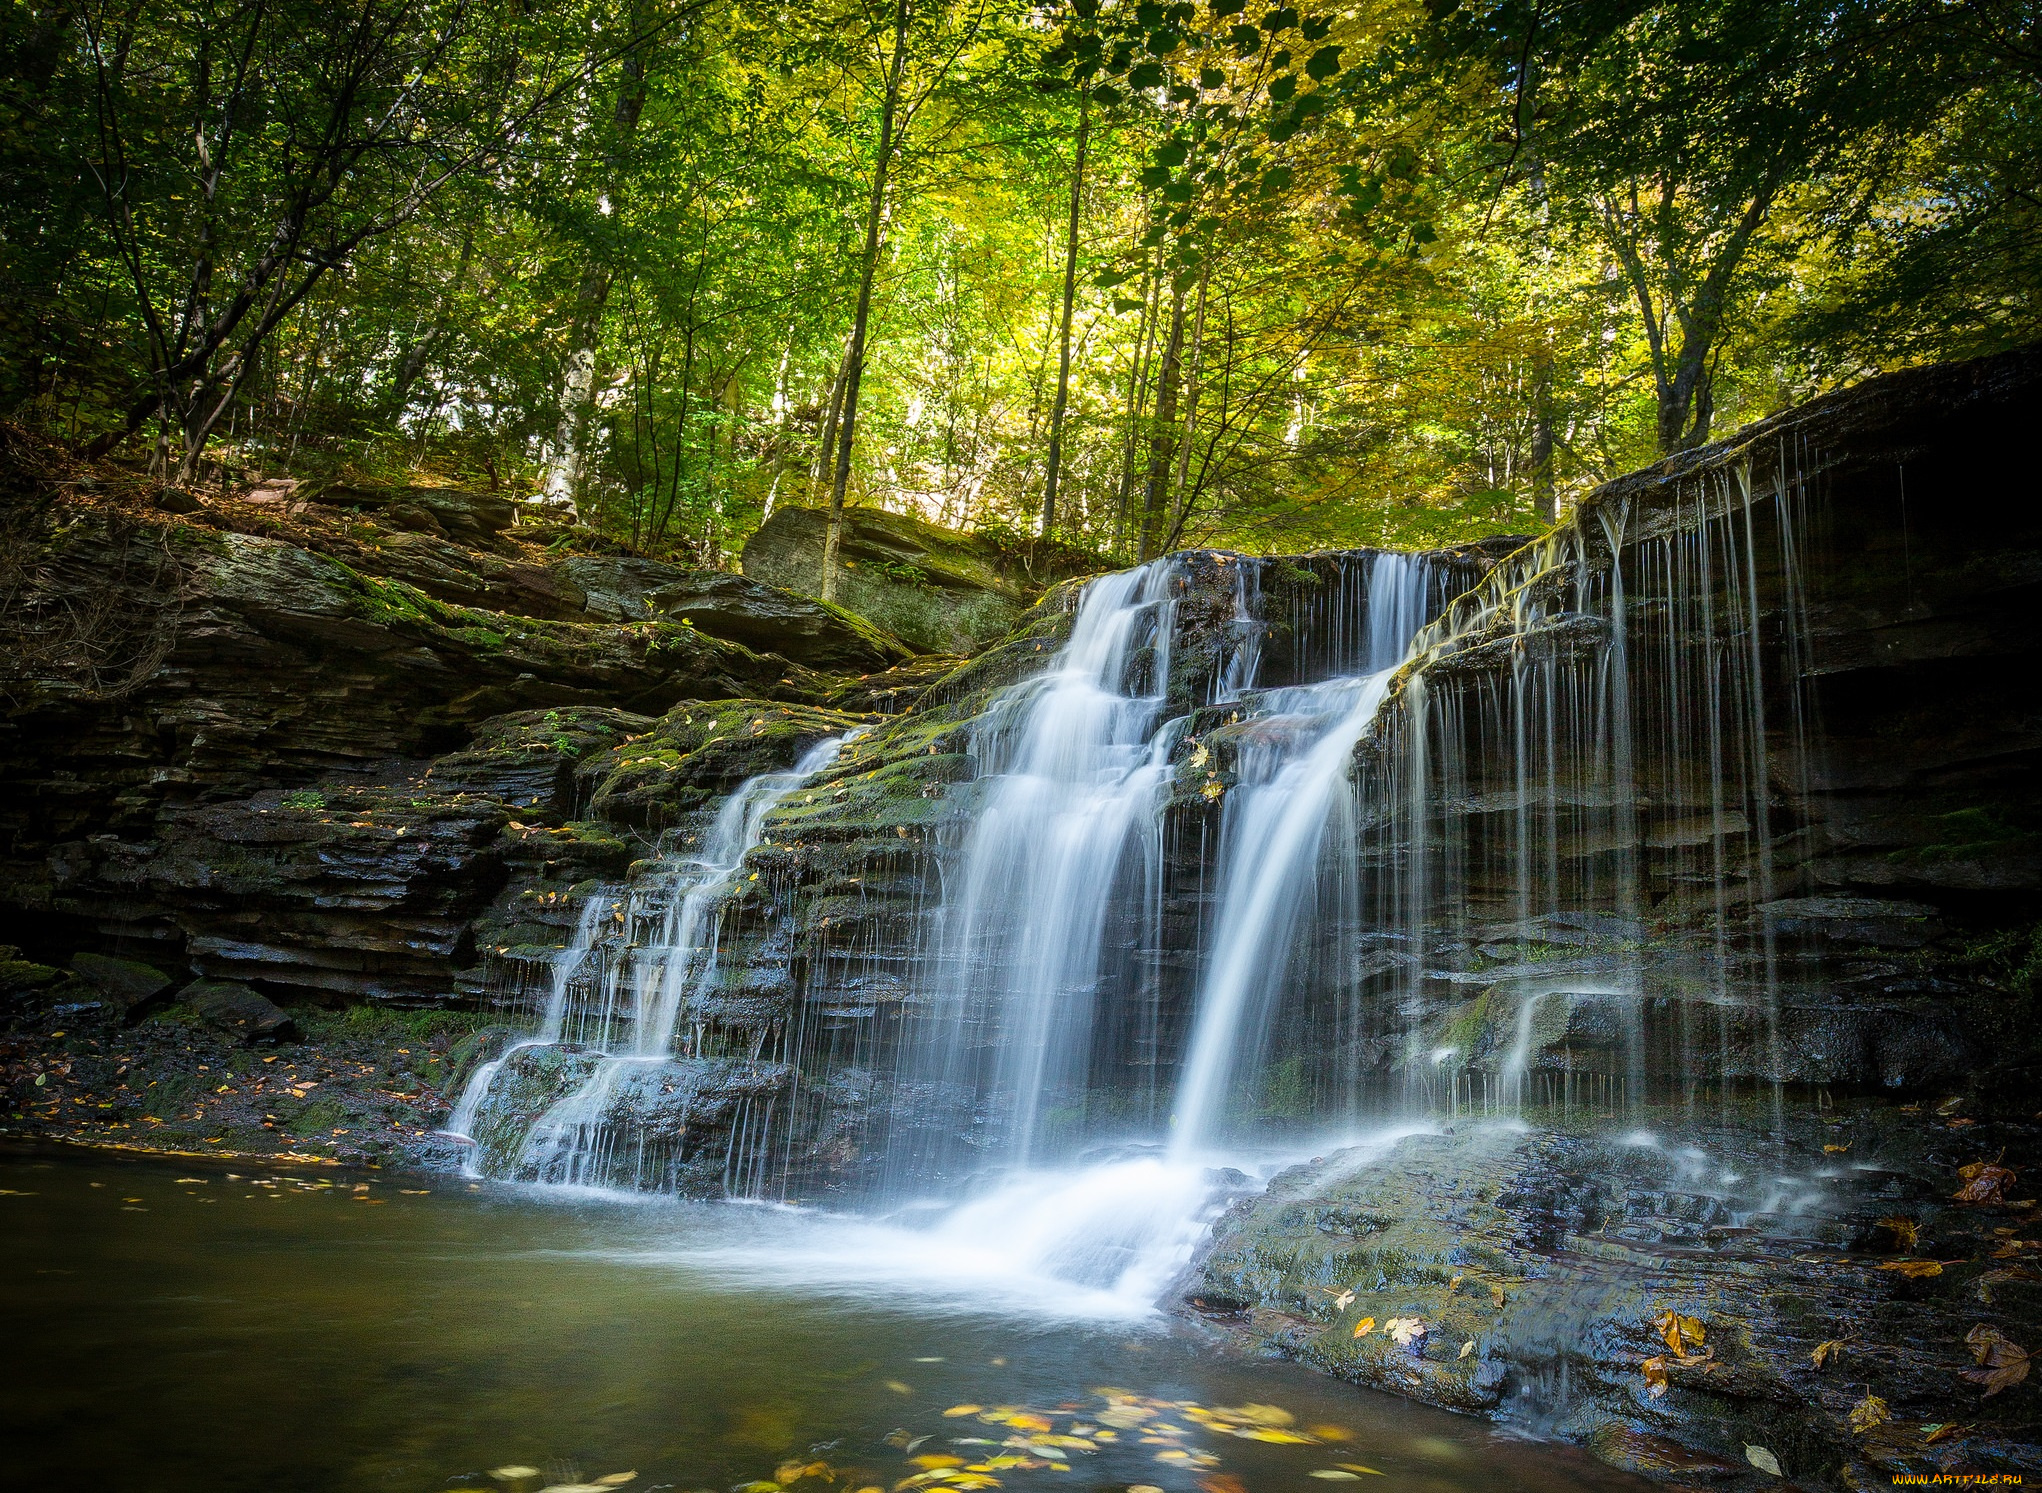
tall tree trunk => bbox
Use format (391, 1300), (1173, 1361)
(1137, 277), (1188, 563)
(537, 31), (651, 506)
(1111, 250), (1160, 555)
(1039, 92), (1089, 540)
(1530, 347), (1556, 523)
(540, 268), (614, 505)
(1170, 261), (1210, 501)
(821, 0), (911, 602)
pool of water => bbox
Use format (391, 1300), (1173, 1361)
(3, 1144), (1646, 1493)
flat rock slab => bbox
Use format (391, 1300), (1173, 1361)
(179, 979), (297, 1042)
(70, 953), (175, 1016)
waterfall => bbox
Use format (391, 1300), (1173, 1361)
(911, 561), (1183, 1171)
(443, 734), (850, 1188)
(1171, 553), (1431, 1153)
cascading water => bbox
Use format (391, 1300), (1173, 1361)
(444, 734), (851, 1190)
(908, 560), (1182, 1173)
(1171, 552), (1430, 1154)
(441, 464), (1821, 1318)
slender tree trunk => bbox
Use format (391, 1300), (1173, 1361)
(1137, 277), (1188, 562)
(1111, 250), (1160, 555)
(1170, 261), (1210, 501)
(540, 268), (614, 505)
(821, 0), (911, 602)
(1040, 92), (1089, 540)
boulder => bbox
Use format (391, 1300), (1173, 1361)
(304, 481), (518, 544)
(560, 556), (914, 671)
(740, 505), (1104, 654)
(178, 979), (298, 1042)
(70, 953), (175, 1017)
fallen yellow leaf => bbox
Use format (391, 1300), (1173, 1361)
(909, 1457), (965, 1471)
(1351, 1316), (1375, 1339)
(1642, 1355), (1670, 1399)
(1877, 1259), (1948, 1277)
(943, 1405), (983, 1418)
(1878, 1216), (1920, 1251)
(1811, 1340), (1846, 1368)
(1652, 1309), (1705, 1356)
(1849, 1395), (1890, 1433)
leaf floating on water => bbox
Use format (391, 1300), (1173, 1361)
(1218, 1403), (1294, 1428)
(1385, 1316), (1425, 1347)
(1641, 1355), (1670, 1399)
(1307, 1425), (1352, 1443)
(593, 1475), (637, 1487)
(491, 1469), (541, 1482)
(1652, 1309), (1705, 1356)
(1848, 1394), (1890, 1433)
(1307, 1472), (1361, 1480)
(886, 1381), (914, 1395)
(1002, 1414), (1052, 1432)
(1336, 1465), (1385, 1476)
(1954, 1161), (2018, 1205)
(1961, 1324), (2031, 1396)
(943, 1406), (983, 1418)
(1811, 1340), (1846, 1368)
(909, 1456), (966, 1471)
(1745, 1444), (1783, 1476)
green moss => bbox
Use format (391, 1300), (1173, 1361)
(1889, 804), (2042, 863)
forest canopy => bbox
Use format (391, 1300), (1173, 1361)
(3, 0), (2037, 563)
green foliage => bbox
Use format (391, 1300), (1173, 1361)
(1, 0), (2033, 560)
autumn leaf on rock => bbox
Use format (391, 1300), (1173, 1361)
(1351, 1316), (1375, 1339)
(1877, 1259), (1950, 1278)
(1384, 1316), (1425, 1347)
(1877, 1216), (1920, 1251)
(1960, 1324), (2031, 1396)
(1652, 1309), (1705, 1356)
(1954, 1161), (2018, 1205)
(1811, 1340), (1846, 1369)
(1848, 1395), (1890, 1433)
(1976, 1265), (2042, 1304)
(1332, 1289), (1356, 1311)
(1641, 1355), (1670, 1399)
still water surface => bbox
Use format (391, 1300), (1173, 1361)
(4, 1145), (1645, 1493)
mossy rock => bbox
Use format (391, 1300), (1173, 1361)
(741, 505), (1106, 654)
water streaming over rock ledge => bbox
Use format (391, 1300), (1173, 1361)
(431, 359), (2042, 1481)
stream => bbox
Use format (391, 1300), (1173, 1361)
(3, 1143), (1652, 1493)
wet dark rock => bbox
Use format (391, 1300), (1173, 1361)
(1193, 1117), (2042, 1489)
(69, 953), (173, 1017)
(179, 978), (297, 1042)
